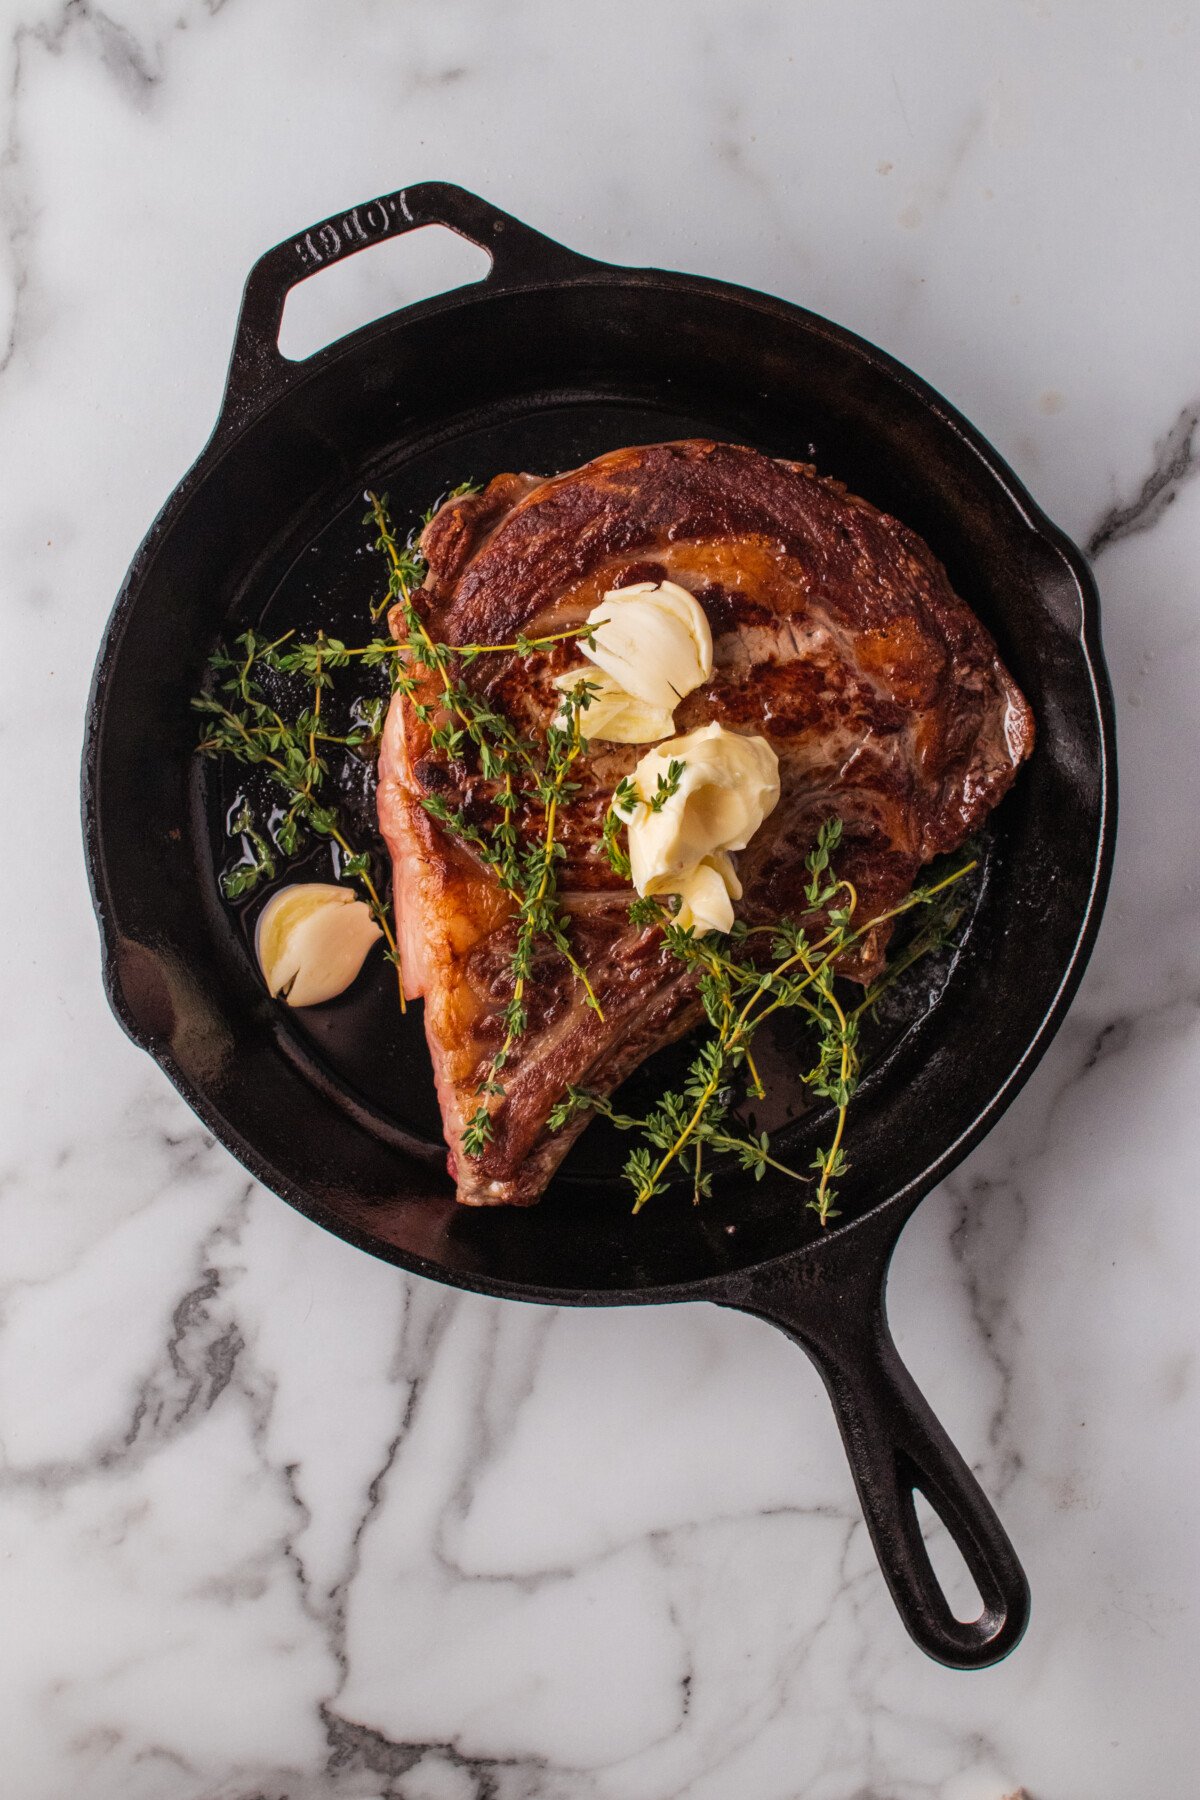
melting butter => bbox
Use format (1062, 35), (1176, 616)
(672, 852), (744, 936)
(616, 723), (780, 936)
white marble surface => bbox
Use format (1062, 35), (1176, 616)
(1, 2), (1198, 1795)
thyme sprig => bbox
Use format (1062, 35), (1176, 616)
(192, 627), (405, 1002)
(223, 801), (275, 899)
(195, 487), (978, 1216)
(361, 492), (612, 1152)
(458, 678), (603, 1157)
(192, 489), (603, 1044)
(367, 480), (478, 620)
(602, 777), (638, 878)
(551, 821), (977, 1224)
(600, 762), (686, 881)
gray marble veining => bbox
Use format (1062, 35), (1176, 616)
(1, 2), (1198, 1796)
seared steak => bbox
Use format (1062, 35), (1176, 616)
(376, 441), (1034, 1205)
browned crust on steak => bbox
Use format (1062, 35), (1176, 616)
(376, 440), (1034, 1205)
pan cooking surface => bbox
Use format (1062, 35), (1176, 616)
(197, 396), (988, 1220)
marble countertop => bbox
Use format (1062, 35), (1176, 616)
(3, 2), (1199, 1796)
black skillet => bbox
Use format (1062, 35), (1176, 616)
(83, 183), (1116, 1668)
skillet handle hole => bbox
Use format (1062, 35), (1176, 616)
(278, 227), (493, 362)
(912, 1485), (986, 1625)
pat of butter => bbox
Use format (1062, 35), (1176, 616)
(554, 580), (713, 742)
(255, 882), (382, 1007)
(616, 723), (780, 935)
(673, 852), (744, 936)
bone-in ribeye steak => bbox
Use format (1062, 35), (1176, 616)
(376, 441), (1034, 1205)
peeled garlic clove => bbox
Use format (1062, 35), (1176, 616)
(581, 580), (713, 715)
(672, 853), (743, 936)
(628, 580), (714, 675)
(552, 667), (675, 743)
(255, 883), (383, 1007)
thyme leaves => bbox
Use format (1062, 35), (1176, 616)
(194, 488), (978, 1216)
(192, 627), (403, 1000)
(194, 490), (605, 1152)
(552, 821), (977, 1224)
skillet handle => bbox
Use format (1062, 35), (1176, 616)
(723, 1213), (1030, 1668)
(222, 181), (596, 420)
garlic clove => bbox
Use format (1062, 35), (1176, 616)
(581, 581), (713, 715)
(626, 580), (714, 679)
(552, 667), (675, 743)
(255, 883), (383, 1007)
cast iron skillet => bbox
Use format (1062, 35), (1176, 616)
(83, 183), (1116, 1668)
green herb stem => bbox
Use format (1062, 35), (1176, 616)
(198, 489), (979, 1218)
